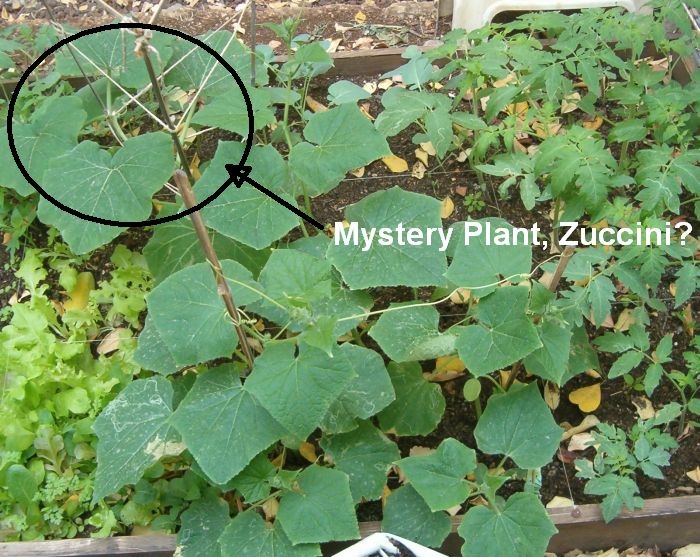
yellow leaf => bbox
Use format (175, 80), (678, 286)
(505, 101), (528, 118)
(493, 73), (515, 88)
(299, 442), (317, 463)
(415, 147), (429, 166)
(305, 95), (328, 113)
(560, 92), (580, 114)
(582, 116), (603, 131)
(63, 272), (95, 312)
(382, 154), (408, 173)
(189, 152), (201, 181)
(3, 232), (11, 245)
(354, 10), (367, 23)
(614, 308), (635, 332)
(499, 370), (520, 388)
(546, 496), (574, 509)
(568, 384), (601, 413)
(435, 355), (465, 374)
(420, 142), (436, 156)
(687, 466), (700, 484)
(440, 196), (454, 219)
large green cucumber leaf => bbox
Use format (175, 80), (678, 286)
(320, 420), (399, 503)
(136, 260), (260, 374)
(382, 485), (451, 548)
(455, 286), (541, 376)
(132, 316), (178, 375)
(177, 495), (231, 557)
(474, 383), (563, 469)
(143, 213), (270, 284)
(277, 465), (359, 544)
(226, 453), (276, 503)
(0, 96), (86, 196)
(321, 343), (395, 434)
(523, 319), (573, 385)
(93, 377), (180, 503)
(395, 438), (476, 512)
(192, 87), (274, 136)
(171, 366), (287, 485)
(38, 132), (175, 254)
(55, 30), (174, 89)
(167, 31), (268, 99)
(196, 142), (298, 249)
(374, 86), (435, 137)
(220, 510), (320, 557)
(458, 493), (557, 557)
(445, 218), (532, 296)
(377, 362), (445, 436)
(248, 248), (371, 339)
(370, 303), (461, 362)
(327, 187), (448, 288)
(245, 343), (356, 439)
(289, 104), (390, 197)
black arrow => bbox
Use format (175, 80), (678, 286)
(224, 164), (325, 231)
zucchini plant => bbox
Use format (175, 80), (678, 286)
(0, 1), (698, 555)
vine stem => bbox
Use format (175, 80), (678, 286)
(173, 171), (256, 370)
(136, 38), (196, 185)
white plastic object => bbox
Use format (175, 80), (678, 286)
(452, 0), (650, 31)
(332, 532), (448, 557)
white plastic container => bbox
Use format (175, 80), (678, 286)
(332, 532), (448, 557)
(452, 0), (649, 30)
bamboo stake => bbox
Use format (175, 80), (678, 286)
(173, 170), (256, 370)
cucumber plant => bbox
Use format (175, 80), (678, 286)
(0, 2), (698, 554)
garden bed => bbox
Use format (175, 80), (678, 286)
(0, 2), (699, 556)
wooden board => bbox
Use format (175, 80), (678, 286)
(2, 495), (699, 557)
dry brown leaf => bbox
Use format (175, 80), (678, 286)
(299, 441), (317, 463)
(445, 504), (462, 516)
(97, 328), (128, 355)
(561, 92), (581, 113)
(378, 78), (394, 90)
(569, 384), (601, 413)
(326, 38), (342, 53)
(493, 73), (515, 88)
(63, 272), (95, 312)
(568, 432), (595, 452)
(561, 415), (600, 441)
(440, 196), (455, 219)
(362, 81), (378, 94)
(268, 39), (282, 49)
(353, 36), (374, 49)
(354, 9), (366, 23)
(335, 23), (352, 33)
(675, 545), (700, 557)
(456, 149), (470, 163)
(382, 154), (408, 173)
(686, 466), (700, 484)
(350, 167), (365, 178)
(544, 382), (560, 410)
(546, 496), (574, 509)
(359, 102), (374, 120)
(631, 395), (655, 420)
(614, 308), (635, 331)
(454, 185), (468, 197)
(262, 498), (279, 520)
(505, 101), (529, 119)
(415, 147), (429, 166)
(499, 370), (520, 388)
(534, 119), (562, 139)
(412, 161), (426, 179)
(585, 368), (602, 379)
(450, 287), (471, 304)
(305, 95), (328, 113)
(669, 282), (677, 297)
(582, 116), (603, 131)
